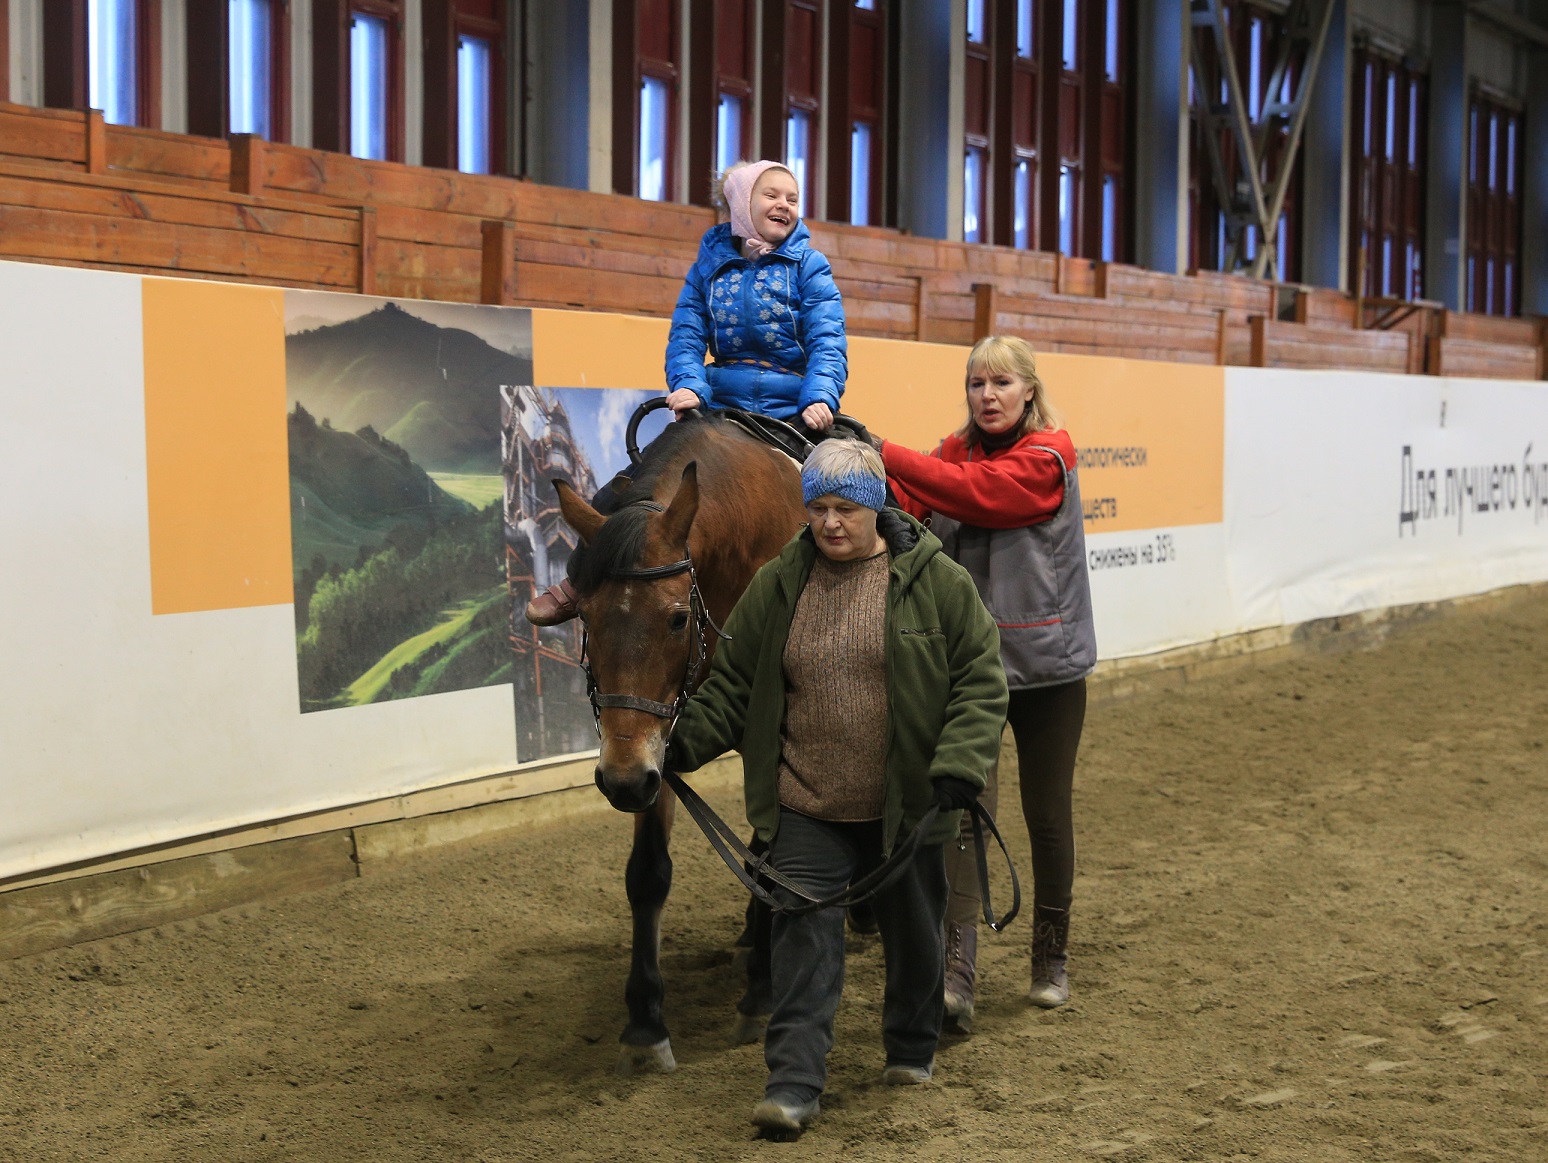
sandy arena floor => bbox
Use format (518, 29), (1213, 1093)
(2, 589), (1546, 1162)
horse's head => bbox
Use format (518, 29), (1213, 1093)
(556, 464), (704, 813)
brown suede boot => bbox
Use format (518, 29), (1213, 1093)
(1028, 905), (1070, 1008)
(943, 920), (978, 1034)
(524, 578), (579, 626)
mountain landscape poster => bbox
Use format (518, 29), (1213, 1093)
(284, 292), (529, 715)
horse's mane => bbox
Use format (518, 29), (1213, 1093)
(568, 414), (725, 595)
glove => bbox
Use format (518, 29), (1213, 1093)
(932, 776), (980, 812)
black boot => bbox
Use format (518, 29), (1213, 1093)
(1029, 905), (1069, 1009)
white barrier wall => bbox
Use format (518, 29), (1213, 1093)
(1, 259), (1544, 884)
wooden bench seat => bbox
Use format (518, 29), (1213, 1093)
(0, 164), (363, 290)
(1428, 336), (1543, 380)
(1250, 317), (1412, 373)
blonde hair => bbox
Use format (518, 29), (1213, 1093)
(710, 160), (797, 217)
(958, 335), (1062, 445)
(803, 435), (885, 483)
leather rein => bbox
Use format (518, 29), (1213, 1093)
(577, 496), (1022, 929)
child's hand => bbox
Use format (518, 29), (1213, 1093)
(801, 403), (834, 431)
(667, 388), (702, 415)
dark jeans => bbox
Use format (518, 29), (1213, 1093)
(945, 678), (1087, 923)
(764, 809), (948, 1096)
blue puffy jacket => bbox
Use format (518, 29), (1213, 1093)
(664, 221), (847, 420)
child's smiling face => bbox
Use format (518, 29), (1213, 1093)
(750, 169), (800, 245)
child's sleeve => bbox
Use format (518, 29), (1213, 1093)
(665, 262), (714, 406)
(795, 250), (847, 414)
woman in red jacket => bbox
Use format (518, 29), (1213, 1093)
(876, 335), (1097, 1027)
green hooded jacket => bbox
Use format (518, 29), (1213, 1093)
(669, 511), (1008, 854)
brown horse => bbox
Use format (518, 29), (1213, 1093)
(553, 412), (805, 1075)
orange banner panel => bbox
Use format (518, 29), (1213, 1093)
(849, 342), (1223, 534)
(1044, 353), (1224, 533)
(143, 280), (292, 613)
(532, 309), (671, 390)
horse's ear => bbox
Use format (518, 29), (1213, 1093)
(554, 480), (605, 544)
(660, 462), (700, 548)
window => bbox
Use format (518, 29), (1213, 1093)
(1466, 91), (1524, 316)
(1348, 45), (1425, 301)
(786, 109), (812, 196)
(964, 146), (987, 243)
(967, 0), (987, 45)
(716, 95), (744, 176)
(312, 1), (404, 161)
(782, 1), (821, 200)
(640, 75), (671, 200)
(185, 0), (288, 141)
(350, 12), (389, 159)
(89, 0), (139, 125)
(422, 0), (506, 175)
(457, 35), (492, 173)
(229, 0), (273, 138)
(706, 0), (753, 199)
(1014, 158), (1033, 248)
(963, 0), (990, 239)
(964, 0), (1132, 256)
(843, 0), (888, 226)
(851, 123), (873, 225)
(56, 0), (158, 127)
(614, 0), (679, 199)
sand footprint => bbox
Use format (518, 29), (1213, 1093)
(1083, 1130), (1156, 1156)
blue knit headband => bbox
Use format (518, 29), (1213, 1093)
(802, 466), (886, 511)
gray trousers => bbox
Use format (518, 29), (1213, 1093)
(764, 809), (948, 1096)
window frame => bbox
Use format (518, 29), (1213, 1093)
(1347, 42), (1426, 302)
(312, 0), (406, 162)
(827, 0), (887, 226)
(44, 0), (161, 128)
(422, 0), (507, 174)
(186, 0), (291, 142)
(1465, 87), (1524, 316)
(612, 0), (681, 200)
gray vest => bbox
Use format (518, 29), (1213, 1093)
(929, 446), (1097, 689)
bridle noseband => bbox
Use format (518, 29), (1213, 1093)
(578, 501), (730, 733)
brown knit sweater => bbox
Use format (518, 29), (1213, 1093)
(777, 549), (891, 821)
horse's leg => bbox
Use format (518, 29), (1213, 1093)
(731, 835), (774, 1044)
(731, 895), (773, 1043)
(618, 790), (677, 1075)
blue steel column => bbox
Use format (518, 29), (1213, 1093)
(1133, 0), (1187, 274)
(896, 0), (954, 240)
(1523, 37), (1548, 316)
(1299, 0), (1347, 290)
(1425, 0), (1468, 311)
(527, 0), (593, 191)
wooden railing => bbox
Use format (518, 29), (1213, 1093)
(0, 100), (1542, 379)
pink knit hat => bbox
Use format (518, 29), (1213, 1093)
(723, 160), (797, 257)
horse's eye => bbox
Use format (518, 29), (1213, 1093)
(669, 610), (690, 633)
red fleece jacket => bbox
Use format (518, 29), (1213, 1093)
(881, 429), (1076, 531)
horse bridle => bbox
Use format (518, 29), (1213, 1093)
(577, 501), (731, 734)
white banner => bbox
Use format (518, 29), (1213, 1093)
(1224, 369), (1548, 630)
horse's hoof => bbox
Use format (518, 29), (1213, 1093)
(616, 1038), (676, 1076)
(729, 1012), (768, 1045)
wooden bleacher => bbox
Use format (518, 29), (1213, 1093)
(0, 99), (1541, 380)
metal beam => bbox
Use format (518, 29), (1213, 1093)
(1186, 0), (1334, 281)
